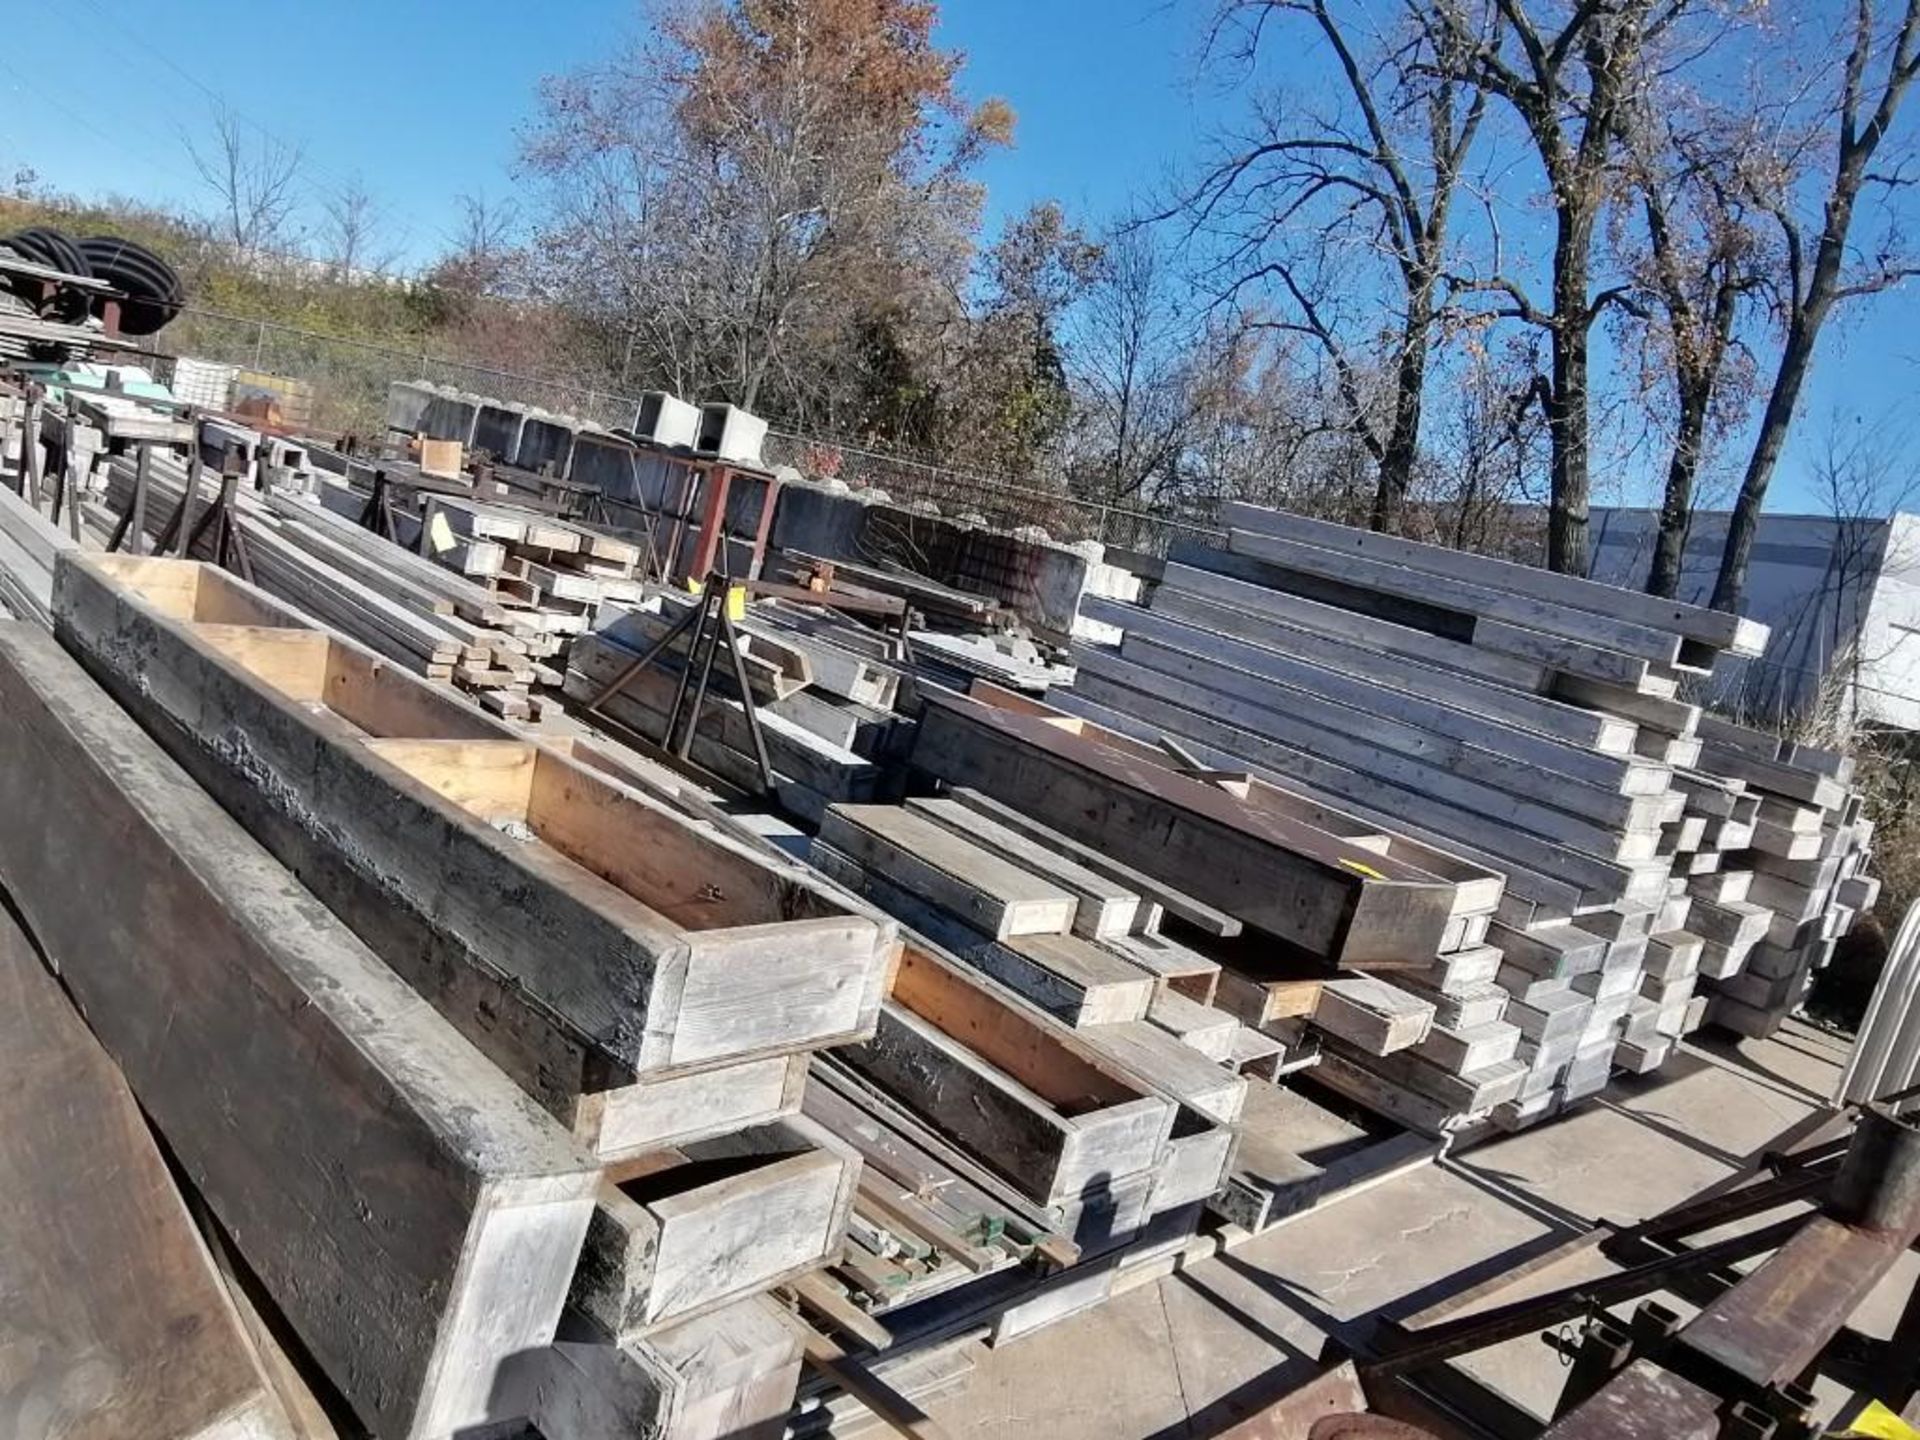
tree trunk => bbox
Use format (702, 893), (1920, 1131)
(1646, 378), (1712, 598)
(1710, 295), (1831, 610)
(1545, 210), (1596, 575)
(1370, 291), (1432, 533)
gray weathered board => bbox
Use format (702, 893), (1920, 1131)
(910, 692), (1458, 965)
(0, 907), (292, 1440)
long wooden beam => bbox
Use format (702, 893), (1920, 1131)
(0, 622), (598, 1440)
(0, 906), (292, 1440)
(52, 554), (895, 1117)
(912, 693), (1461, 965)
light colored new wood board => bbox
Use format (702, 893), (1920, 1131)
(819, 804), (1078, 939)
(0, 622), (598, 1440)
(906, 795), (1141, 939)
(0, 908), (293, 1440)
(1223, 502), (1766, 654)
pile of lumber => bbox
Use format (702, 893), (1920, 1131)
(94, 452), (563, 717)
(802, 793), (1243, 1308)
(1682, 714), (1874, 1040)
(29, 549), (908, 1440)
(417, 491), (649, 614)
(902, 688), (1543, 1139)
(1056, 503), (1873, 1132)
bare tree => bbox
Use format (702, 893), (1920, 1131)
(1711, 0), (1920, 610)
(319, 174), (395, 278)
(1426, 0), (1688, 574)
(1067, 228), (1202, 507)
(187, 105), (304, 259)
(1616, 108), (1766, 597)
(1183, 0), (1486, 531)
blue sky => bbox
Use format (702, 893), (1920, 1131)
(3, 0), (1914, 513)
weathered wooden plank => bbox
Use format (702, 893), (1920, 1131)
(53, 555), (893, 1107)
(0, 908), (292, 1440)
(575, 1052), (810, 1162)
(1087, 594), (1636, 752)
(818, 804), (1078, 940)
(1222, 502), (1768, 655)
(1312, 975), (1436, 1055)
(942, 786), (1240, 937)
(1147, 988), (1241, 1062)
(1050, 675), (1666, 912)
(911, 693), (1457, 966)
(837, 947), (1175, 1206)
(906, 795), (1141, 939)
(529, 1299), (802, 1440)
(807, 846), (1153, 1026)
(0, 622), (598, 1440)
(1074, 1020), (1248, 1126)
(572, 1117), (858, 1337)
(1157, 561), (1547, 688)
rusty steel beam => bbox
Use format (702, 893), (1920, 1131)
(1541, 1362), (1720, 1439)
(1363, 1213), (1806, 1380)
(1679, 1106), (1920, 1393)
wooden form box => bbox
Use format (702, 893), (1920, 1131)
(571, 1115), (858, 1337)
(52, 554), (897, 1125)
(838, 946), (1177, 1207)
(0, 623), (599, 1440)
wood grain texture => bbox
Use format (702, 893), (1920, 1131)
(0, 622), (598, 1440)
(0, 909), (290, 1440)
(910, 693), (1455, 965)
(52, 554), (892, 1106)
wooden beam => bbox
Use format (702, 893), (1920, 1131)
(0, 906), (292, 1440)
(0, 622), (598, 1440)
(818, 805), (1078, 940)
(911, 693), (1457, 967)
(53, 554), (895, 1112)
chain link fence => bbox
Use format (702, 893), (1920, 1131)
(124, 307), (1220, 556)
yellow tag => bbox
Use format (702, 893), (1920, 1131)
(1834, 1402), (1920, 1438)
(726, 585), (746, 622)
(1339, 858), (1386, 880)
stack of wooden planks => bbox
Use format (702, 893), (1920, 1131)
(94, 452), (564, 717)
(43, 550), (909, 1440)
(1055, 503), (1877, 1133)
(1676, 714), (1874, 1043)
